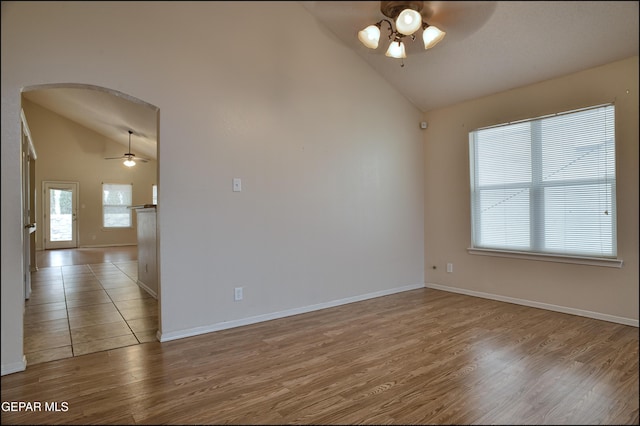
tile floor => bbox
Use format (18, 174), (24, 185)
(25, 255), (158, 366)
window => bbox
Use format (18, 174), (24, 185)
(102, 183), (133, 228)
(469, 104), (616, 259)
(152, 184), (157, 205)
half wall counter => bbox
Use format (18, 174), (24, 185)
(131, 205), (157, 298)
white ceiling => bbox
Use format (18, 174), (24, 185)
(21, 1), (639, 154)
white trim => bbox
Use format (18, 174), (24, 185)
(78, 243), (137, 248)
(425, 282), (638, 327)
(137, 279), (157, 299)
(467, 247), (623, 268)
(21, 109), (37, 159)
(1, 356), (27, 376)
(37, 244), (137, 250)
(158, 283), (425, 342)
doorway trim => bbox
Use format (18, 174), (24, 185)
(21, 109), (37, 300)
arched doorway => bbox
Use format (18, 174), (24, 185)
(21, 83), (160, 365)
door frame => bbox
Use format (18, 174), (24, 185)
(43, 181), (79, 250)
(21, 109), (37, 299)
(21, 83), (162, 358)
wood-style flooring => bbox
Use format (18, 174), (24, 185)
(23, 247), (157, 365)
(2, 285), (638, 424)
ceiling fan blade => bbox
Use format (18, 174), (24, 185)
(423, 1), (498, 43)
(105, 131), (153, 163)
(104, 155), (151, 162)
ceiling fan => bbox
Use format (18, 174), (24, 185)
(301, 1), (498, 56)
(104, 130), (149, 167)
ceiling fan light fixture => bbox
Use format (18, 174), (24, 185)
(422, 24), (446, 49)
(385, 39), (407, 58)
(357, 1), (446, 66)
(358, 24), (381, 49)
(396, 8), (422, 35)
(105, 129), (150, 166)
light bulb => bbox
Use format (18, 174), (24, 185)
(358, 24), (381, 49)
(423, 25), (446, 49)
(385, 40), (407, 59)
(396, 9), (422, 35)
(123, 159), (136, 167)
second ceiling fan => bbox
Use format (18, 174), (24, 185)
(105, 130), (150, 167)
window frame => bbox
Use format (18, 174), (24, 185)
(467, 104), (622, 268)
(102, 182), (133, 229)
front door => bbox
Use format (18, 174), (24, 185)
(43, 181), (78, 249)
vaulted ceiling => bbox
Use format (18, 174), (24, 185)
(21, 1), (639, 154)
(301, 1), (639, 112)
(22, 85), (159, 160)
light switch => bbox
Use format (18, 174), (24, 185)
(233, 178), (242, 192)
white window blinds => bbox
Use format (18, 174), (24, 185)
(103, 183), (133, 228)
(469, 104), (616, 258)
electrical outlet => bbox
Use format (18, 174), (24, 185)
(447, 263), (453, 273)
(234, 287), (243, 301)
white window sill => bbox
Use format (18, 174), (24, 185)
(467, 247), (623, 268)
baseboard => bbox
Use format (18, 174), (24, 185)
(425, 282), (639, 327)
(137, 280), (157, 299)
(79, 243), (137, 248)
(37, 244), (137, 250)
(1, 356), (27, 376)
(158, 283), (425, 342)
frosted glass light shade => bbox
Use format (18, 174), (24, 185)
(123, 159), (136, 167)
(423, 25), (446, 49)
(385, 41), (407, 59)
(396, 9), (422, 35)
(358, 25), (381, 49)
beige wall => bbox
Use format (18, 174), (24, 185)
(424, 56), (639, 322)
(23, 99), (158, 250)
